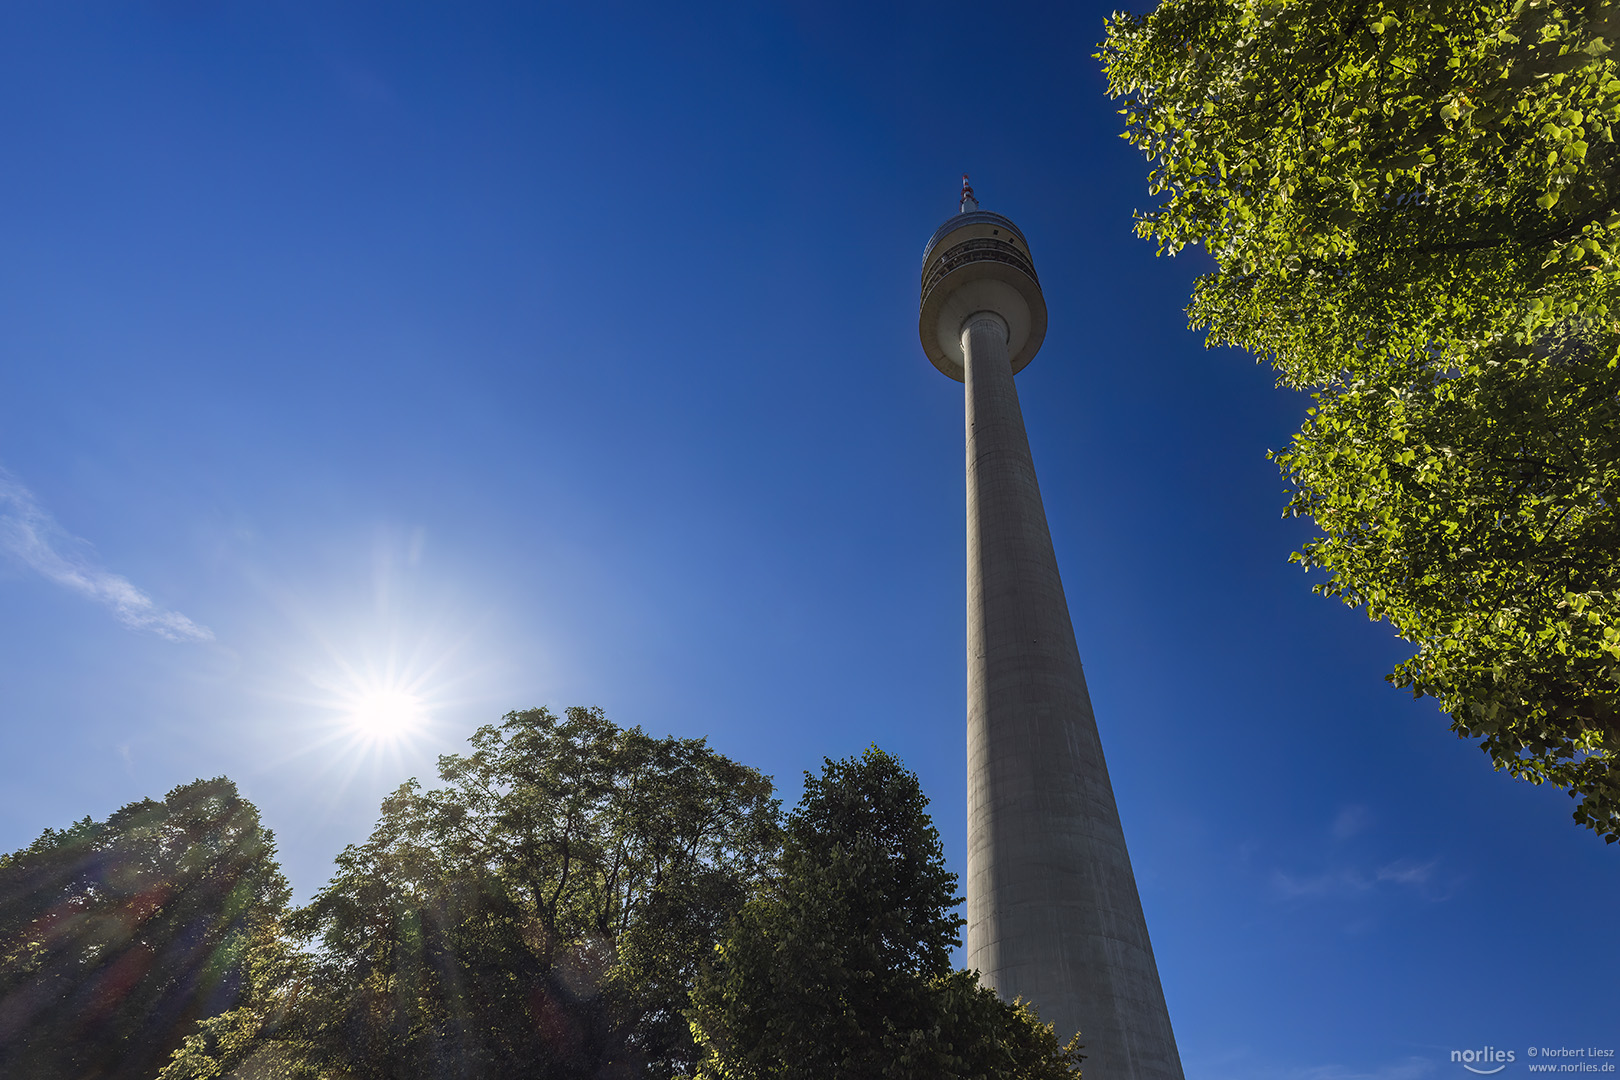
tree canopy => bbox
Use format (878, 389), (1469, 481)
(6, 720), (1079, 1078)
(1101, 0), (1620, 840)
(686, 747), (1082, 1080)
(0, 777), (289, 1080)
(160, 706), (780, 1080)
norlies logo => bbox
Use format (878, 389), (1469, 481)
(1454, 1047), (1517, 1075)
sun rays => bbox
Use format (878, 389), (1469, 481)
(327, 667), (431, 745)
(243, 528), (503, 801)
(298, 617), (462, 770)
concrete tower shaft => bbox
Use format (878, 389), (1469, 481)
(920, 194), (1184, 1080)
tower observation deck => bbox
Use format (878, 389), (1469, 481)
(920, 178), (1184, 1080)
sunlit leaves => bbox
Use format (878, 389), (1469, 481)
(1101, 0), (1620, 841)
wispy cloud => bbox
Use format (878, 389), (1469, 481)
(1291, 1056), (1435, 1080)
(0, 468), (213, 642)
(1271, 866), (1375, 899)
(1202, 1050), (1439, 1080)
(1270, 859), (1441, 900)
(1333, 804), (1372, 840)
(1375, 859), (1437, 887)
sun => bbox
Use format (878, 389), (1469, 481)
(269, 532), (481, 769)
(310, 641), (439, 748)
(345, 686), (426, 740)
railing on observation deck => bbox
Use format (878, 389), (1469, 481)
(921, 236), (1040, 304)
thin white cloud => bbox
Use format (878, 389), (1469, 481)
(1375, 859), (1437, 886)
(1332, 804), (1372, 840)
(1270, 859), (1442, 900)
(1271, 866), (1374, 899)
(1292, 1056), (1435, 1080)
(0, 468), (213, 643)
(1203, 1051), (1439, 1080)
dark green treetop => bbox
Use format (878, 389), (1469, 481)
(1101, 0), (1620, 840)
(0, 777), (290, 1080)
(686, 746), (1082, 1080)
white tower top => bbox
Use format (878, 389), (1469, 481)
(918, 181), (1047, 382)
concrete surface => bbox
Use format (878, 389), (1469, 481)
(920, 206), (1184, 1078)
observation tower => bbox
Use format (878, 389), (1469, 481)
(919, 177), (1184, 1079)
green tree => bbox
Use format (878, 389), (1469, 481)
(0, 777), (290, 1080)
(687, 747), (1082, 1080)
(162, 706), (780, 1080)
(1100, 0), (1620, 840)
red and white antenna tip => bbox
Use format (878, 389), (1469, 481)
(960, 174), (979, 213)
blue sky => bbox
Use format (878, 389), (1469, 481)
(0, 2), (1614, 1077)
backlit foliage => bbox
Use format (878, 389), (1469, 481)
(1101, 0), (1620, 840)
